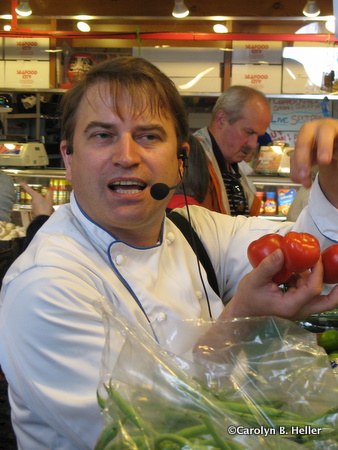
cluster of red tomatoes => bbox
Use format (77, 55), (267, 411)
(247, 232), (338, 285)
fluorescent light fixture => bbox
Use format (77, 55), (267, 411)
(302, 0), (320, 18)
(77, 21), (91, 32)
(15, 0), (32, 17)
(1, 15), (12, 20)
(211, 16), (228, 21)
(213, 24), (228, 33)
(172, 0), (189, 18)
(75, 15), (93, 20)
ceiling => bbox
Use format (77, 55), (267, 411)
(0, 0), (336, 42)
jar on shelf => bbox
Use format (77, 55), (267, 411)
(264, 192), (277, 215)
(256, 191), (265, 214)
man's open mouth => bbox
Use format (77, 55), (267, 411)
(108, 180), (146, 194)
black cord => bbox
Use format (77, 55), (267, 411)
(181, 181), (213, 320)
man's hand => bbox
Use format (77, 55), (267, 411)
(221, 248), (338, 322)
(291, 118), (338, 188)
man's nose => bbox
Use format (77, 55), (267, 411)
(113, 136), (141, 166)
(248, 134), (258, 148)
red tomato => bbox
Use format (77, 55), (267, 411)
(281, 232), (320, 273)
(247, 234), (292, 285)
(322, 244), (338, 284)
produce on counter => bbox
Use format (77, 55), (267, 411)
(0, 221), (26, 240)
(95, 302), (338, 450)
(95, 381), (338, 450)
(318, 329), (338, 354)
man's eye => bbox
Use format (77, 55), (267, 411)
(140, 134), (160, 142)
(93, 132), (112, 139)
(243, 129), (254, 136)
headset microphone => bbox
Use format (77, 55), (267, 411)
(150, 182), (181, 201)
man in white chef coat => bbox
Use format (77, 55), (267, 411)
(0, 57), (338, 449)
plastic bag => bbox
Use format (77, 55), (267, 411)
(95, 299), (338, 449)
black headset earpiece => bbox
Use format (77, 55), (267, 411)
(178, 148), (188, 169)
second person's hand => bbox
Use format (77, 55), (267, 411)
(20, 182), (55, 219)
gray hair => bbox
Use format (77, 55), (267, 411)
(210, 85), (269, 125)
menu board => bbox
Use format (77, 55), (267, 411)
(269, 98), (326, 131)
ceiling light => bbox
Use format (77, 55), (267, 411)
(77, 21), (91, 32)
(172, 0), (189, 18)
(3, 25), (11, 31)
(302, 0), (320, 18)
(15, 0), (32, 17)
(1, 15), (12, 20)
(213, 24), (228, 33)
(75, 15), (93, 21)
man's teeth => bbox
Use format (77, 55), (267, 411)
(109, 180), (145, 194)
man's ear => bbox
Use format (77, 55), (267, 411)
(177, 142), (189, 179)
(60, 140), (72, 182)
(215, 109), (227, 127)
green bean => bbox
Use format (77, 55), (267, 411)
(107, 383), (155, 438)
(153, 433), (192, 448)
(94, 419), (124, 450)
(97, 390), (107, 410)
(200, 415), (231, 450)
(176, 424), (208, 438)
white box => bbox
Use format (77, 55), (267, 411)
(4, 61), (50, 89)
(133, 47), (224, 62)
(232, 41), (282, 64)
(231, 64), (282, 94)
(5, 37), (50, 60)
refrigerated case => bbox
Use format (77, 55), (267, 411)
(249, 175), (301, 221)
(5, 167), (301, 229)
(4, 168), (69, 227)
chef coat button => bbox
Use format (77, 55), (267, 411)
(115, 254), (125, 266)
(196, 290), (203, 299)
(157, 312), (167, 322)
(166, 232), (175, 244)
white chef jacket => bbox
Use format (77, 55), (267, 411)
(0, 176), (337, 450)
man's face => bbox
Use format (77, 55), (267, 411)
(214, 97), (271, 165)
(61, 83), (182, 246)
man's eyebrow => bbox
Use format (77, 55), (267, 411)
(137, 123), (167, 135)
(243, 127), (257, 134)
(84, 121), (116, 133)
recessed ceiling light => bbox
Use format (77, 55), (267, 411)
(77, 21), (91, 32)
(213, 24), (228, 33)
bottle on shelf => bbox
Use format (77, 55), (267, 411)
(264, 192), (277, 215)
(256, 191), (265, 214)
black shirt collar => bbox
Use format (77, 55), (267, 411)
(208, 129), (240, 177)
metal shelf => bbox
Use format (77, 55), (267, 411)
(4, 168), (66, 179)
(249, 175), (301, 188)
